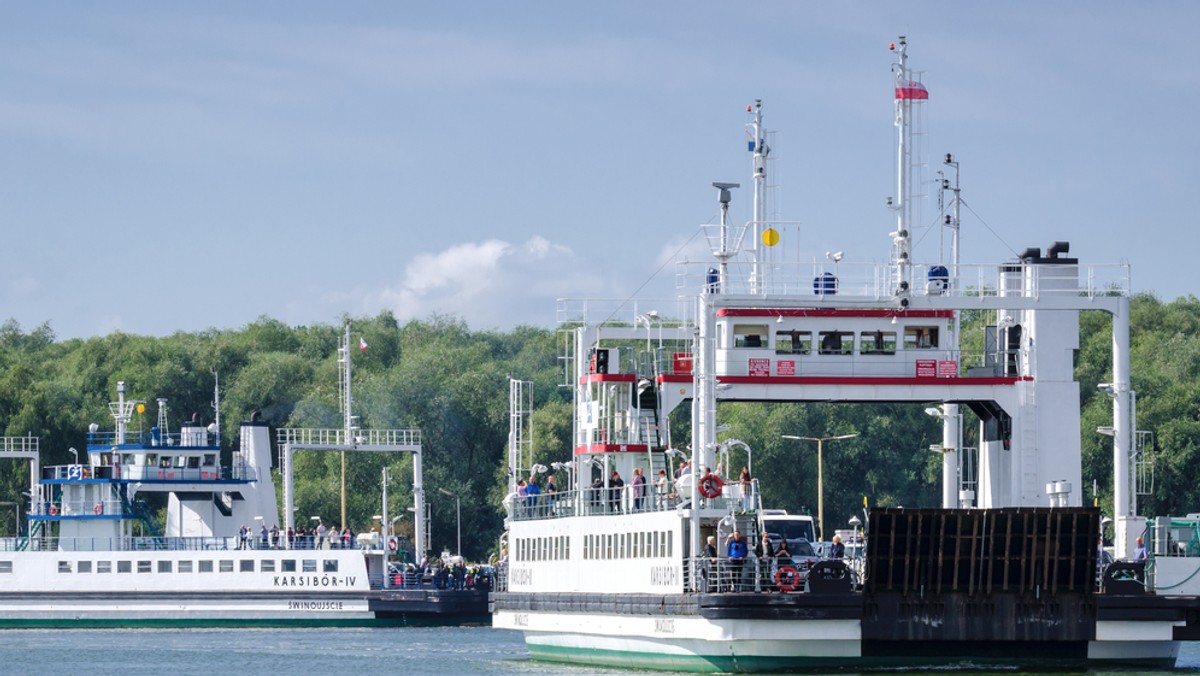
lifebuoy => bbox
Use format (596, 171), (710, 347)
(775, 565), (800, 592)
(48, 505), (59, 516)
(93, 503), (103, 515)
(698, 474), (724, 499)
(387, 537), (398, 552)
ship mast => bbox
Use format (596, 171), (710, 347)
(890, 36), (927, 300)
(748, 99), (768, 294)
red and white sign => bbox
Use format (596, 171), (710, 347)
(937, 360), (958, 378)
(748, 358), (770, 377)
(673, 353), (693, 375)
(915, 359), (937, 378)
(777, 360), (795, 376)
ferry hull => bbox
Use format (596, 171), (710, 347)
(496, 609), (1182, 673)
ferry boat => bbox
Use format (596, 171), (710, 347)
(0, 326), (489, 626)
(491, 37), (1200, 671)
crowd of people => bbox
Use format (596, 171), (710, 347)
(235, 521), (360, 550)
(514, 463), (756, 518)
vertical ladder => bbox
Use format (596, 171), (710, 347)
(508, 379), (533, 496)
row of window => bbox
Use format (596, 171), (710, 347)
(514, 531), (677, 562)
(732, 326), (941, 354)
(5, 558), (343, 575)
(515, 535), (568, 562)
(583, 531), (673, 560)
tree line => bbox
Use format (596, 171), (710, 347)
(1, 292), (1198, 559)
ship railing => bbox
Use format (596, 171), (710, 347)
(277, 427), (422, 448)
(87, 430), (215, 448)
(507, 482), (745, 522)
(378, 565), (495, 592)
(683, 554), (843, 594)
(41, 463), (258, 482)
(676, 258), (1132, 300)
(16, 535), (253, 552)
(0, 435), (38, 455)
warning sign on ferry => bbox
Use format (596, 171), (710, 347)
(749, 358), (770, 376)
(937, 360), (958, 378)
(777, 360), (795, 376)
(915, 359), (936, 377)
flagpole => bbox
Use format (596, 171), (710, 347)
(342, 322), (352, 530)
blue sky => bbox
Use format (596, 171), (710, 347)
(2, 3), (1197, 339)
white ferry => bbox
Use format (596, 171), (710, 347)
(492, 37), (1200, 671)
(0, 326), (487, 626)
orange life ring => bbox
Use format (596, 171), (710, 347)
(698, 474), (724, 499)
(93, 503), (103, 515)
(48, 505), (59, 516)
(775, 565), (800, 592)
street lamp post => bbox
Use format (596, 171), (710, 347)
(438, 488), (461, 558)
(782, 433), (858, 544)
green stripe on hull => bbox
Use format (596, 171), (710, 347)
(527, 642), (846, 673)
(526, 642), (1179, 673)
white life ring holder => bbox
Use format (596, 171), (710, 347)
(387, 536), (398, 552)
(93, 503), (103, 515)
(698, 474), (724, 499)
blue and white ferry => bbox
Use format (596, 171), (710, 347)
(0, 327), (486, 626)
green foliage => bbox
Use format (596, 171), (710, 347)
(1, 292), (1199, 554)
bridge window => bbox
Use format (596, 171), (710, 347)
(97, 561), (111, 573)
(118, 561), (132, 573)
(281, 559), (296, 572)
(261, 560), (275, 572)
(78, 560), (92, 573)
(158, 561), (172, 573)
(138, 560), (152, 573)
(323, 560), (339, 573)
(199, 560), (214, 573)
(860, 331), (897, 355)
(818, 331), (854, 355)
(188, 457), (200, 469)
(240, 560), (254, 572)
(733, 324), (767, 348)
(775, 330), (811, 355)
(204, 454), (217, 466)
(904, 326), (939, 349)
(179, 560), (193, 573)
(219, 560), (234, 573)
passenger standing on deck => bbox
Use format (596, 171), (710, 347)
(739, 467), (752, 511)
(1134, 537), (1148, 561)
(238, 524), (248, 550)
(830, 534), (845, 559)
(756, 532), (776, 589)
(609, 470), (625, 513)
(526, 475), (542, 517)
(726, 530), (748, 592)
(316, 521), (327, 550)
(655, 469), (669, 507)
(704, 535), (719, 592)
(632, 468), (647, 512)
(260, 523), (269, 550)
(286, 526), (295, 549)
(270, 524), (279, 549)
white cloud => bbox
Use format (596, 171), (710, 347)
(371, 236), (604, 328)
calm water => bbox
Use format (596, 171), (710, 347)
(3, 626), (1199, 675)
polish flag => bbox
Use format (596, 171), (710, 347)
(895, 80), (929, 100)
(359, 337), (368, 352)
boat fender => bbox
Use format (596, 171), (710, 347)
(775, 565), (800, 592)
(94, 503), (103, 515)
(699, 475), (724, 499)
(387, 537), (398, 552)
(48, 505), (59, 516)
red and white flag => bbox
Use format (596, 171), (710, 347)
(359, 337), (368, 352)
(895, 79), (929, 100)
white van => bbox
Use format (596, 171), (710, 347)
(760, 510), (817, 551)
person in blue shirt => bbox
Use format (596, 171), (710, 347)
(725, 530), (748, 592)
(1134, 536), (1148, 562)
(525, 475), (542, 516)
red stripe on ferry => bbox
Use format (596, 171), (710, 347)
(660, 374), (1028, 385)
(574, 444), (651, 455)
(716, 309), (953, 318)
(578, 373), (637, 384)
